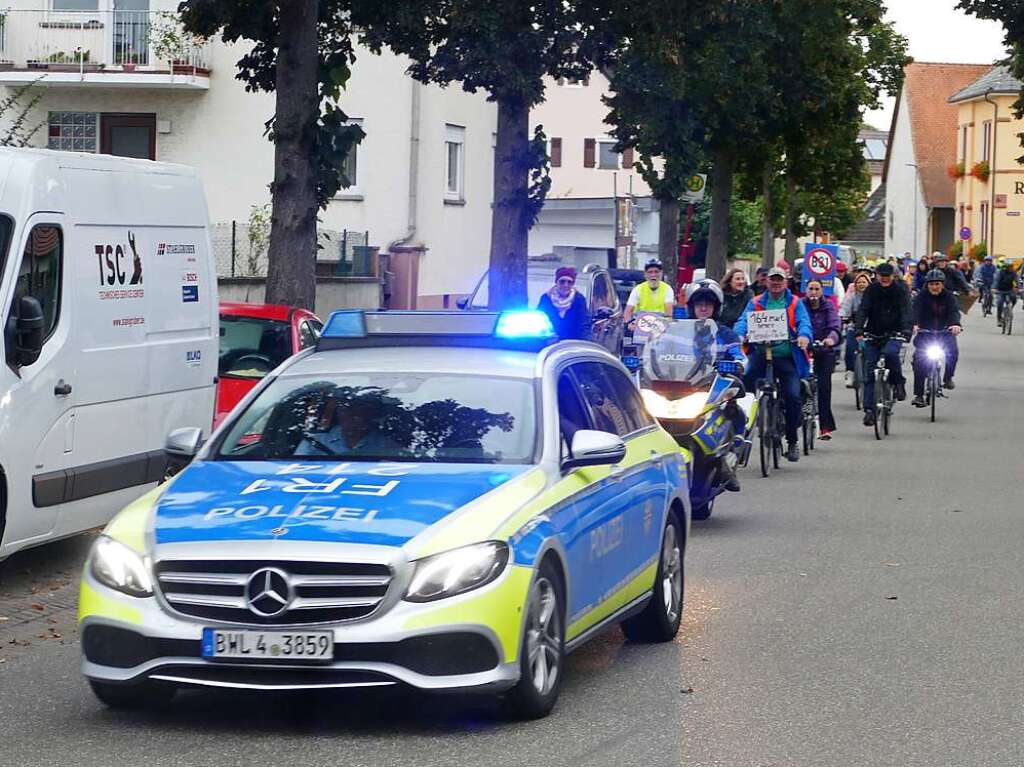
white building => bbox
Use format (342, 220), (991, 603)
(0, 0), (498, 309)
(529, 71), (661, 269)
(883, 61), (990, 258)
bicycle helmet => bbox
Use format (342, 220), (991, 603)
(925, 269), (946, 283)
(644, 258), (663, 271)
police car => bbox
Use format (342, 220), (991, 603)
(79, 310), (691, 718)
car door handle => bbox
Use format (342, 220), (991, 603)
(649, 450), (664, 466)
(54, 380), (72, 397)
(608, 464), (624, 481)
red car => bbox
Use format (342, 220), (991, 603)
(215, 302), (323, 427)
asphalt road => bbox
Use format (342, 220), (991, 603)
(1, 313), (1022, 767)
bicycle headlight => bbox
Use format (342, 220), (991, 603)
(89, 536), (153, 597)
(926, 345), (945, 362)
(641, 389), (707, 420)
(405, 541), (509, 603)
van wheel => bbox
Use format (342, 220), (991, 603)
(88, 679), (176, 709)
(504, 560), (565, 720)
(622, 511), (684, 642)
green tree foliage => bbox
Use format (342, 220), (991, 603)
(354, 0), (613, 308)
(179, 0), (364, 310)
(958, 1), (1024, 161)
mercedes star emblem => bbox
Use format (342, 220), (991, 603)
(245, 567), (292, 617)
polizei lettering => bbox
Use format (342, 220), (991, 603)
(204, 505), (379, 523)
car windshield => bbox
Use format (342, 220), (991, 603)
(217, 372), (537, 464)
(469, 269), (589, 309)
(219, 315), (292, 380)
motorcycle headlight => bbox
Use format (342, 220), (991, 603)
(89, 536), (153, 597)
(641, 389), (708, 420)
(405, 541), (510, 603)
(926, 345), (945, 361)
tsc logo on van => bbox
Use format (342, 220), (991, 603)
(95, 231), (144, 300)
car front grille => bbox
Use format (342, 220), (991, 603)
(154, 559), (392, 626)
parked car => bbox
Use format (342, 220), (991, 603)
(216, 302), (322, 427)
(0, 148), (218, 560)
(460, 263), (624, 354)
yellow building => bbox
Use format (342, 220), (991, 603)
(951, 66), (1024, 262)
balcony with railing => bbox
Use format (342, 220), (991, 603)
(0, 8), (212, 89)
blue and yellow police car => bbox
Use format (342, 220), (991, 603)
(79, 310), (691, 718)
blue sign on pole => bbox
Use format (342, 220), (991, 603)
(802, 244), (839, 296)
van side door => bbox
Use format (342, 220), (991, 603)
(1, 216), (73, 547)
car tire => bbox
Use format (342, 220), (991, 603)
(621, 510), (684, 643)
(504, 560), (565, 720)
(88, 679), (176, 709)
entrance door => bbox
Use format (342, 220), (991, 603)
(101, 114), (156, 160)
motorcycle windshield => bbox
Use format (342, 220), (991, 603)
(643, 320), (719, 386)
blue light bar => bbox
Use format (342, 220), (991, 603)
(322, 310), (367, 338)
(495, 310), (555, 339)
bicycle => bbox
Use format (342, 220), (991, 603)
(979, 285), (993, 317)
(750, 342), (785, 478)
(863, 333), (904, 441)
(998, 291), (1017, 335)
(800, 341), (828, 456)
(843, 321), (865, 411)
(915, 328), (953, 424)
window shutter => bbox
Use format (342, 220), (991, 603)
(622, 147), (634, 169)
(584, 138), (595, 168)
(550, 138), (562, 167)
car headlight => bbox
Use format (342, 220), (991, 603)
(926, 345), (945, 361)
(641, 389), (708, 420)
(89, 536), (153, 597)
(405, 541), (509, 603)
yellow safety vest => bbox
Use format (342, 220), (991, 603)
(635, 281), (672, 313)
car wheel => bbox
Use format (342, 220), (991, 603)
(622, 510), (684, 643)
(504, 560), (565, 720)
(88, 679), (176, 709)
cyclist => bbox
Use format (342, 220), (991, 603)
(911, 269), (962, 407)
(994, 258), (1020, 327)
(837, 260), (851, 289)
(624, 258), (675, 328)
(933, 252), (972, 295)
(840, 271), (872, 387)
(976, 254), (996, 313)
(855, 261), (912, 427)
(735, 267), (813, 463)
(802, 280), (841, 440)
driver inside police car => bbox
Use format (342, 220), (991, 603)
(295, 388), (402, 457)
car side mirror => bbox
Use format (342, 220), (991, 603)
(561, 430), (627, 473)
(165, 427), (204, 477)
(456, 296), (470, 310)
(593, 306), (614, 320)
(6, 295), (45, 368)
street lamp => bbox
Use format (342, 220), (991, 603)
(906, 162), (919, 256)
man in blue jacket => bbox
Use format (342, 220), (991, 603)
(735, 267), (813, 463)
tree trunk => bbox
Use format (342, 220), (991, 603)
(706, 147), (734, 281)
(783, 172), (798, 265)
(488, 97), (530, 309)
(761, 164), (775, 268)
(658, 196), (680, 289)
(264, 0), (319, 310)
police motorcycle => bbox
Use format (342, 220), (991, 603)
(635, 316), (756, 521)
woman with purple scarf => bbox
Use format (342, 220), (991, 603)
(537, 266), (591, 341)
(802, 279), (842, 440)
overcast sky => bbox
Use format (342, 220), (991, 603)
(863, 0), (1009, 129)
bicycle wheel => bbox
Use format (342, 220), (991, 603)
(772, 404), (784, 469)
(873, 371), (885, 441)
(758, 395), (773, 478)
(883, 400), (891, 435)
(853, 356), (863, 411)
(930, 368), (938, 423)
(1008, 305), (1014, 336)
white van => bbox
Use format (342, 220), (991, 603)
(0, 148), (218, 558)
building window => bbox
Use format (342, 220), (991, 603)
(549, 137), (562, 168)
(960, 125), (968, 162)
(959, 204), (965, 228)
(598, 140), (619, 169)
(445, 124), (465, 201)
(336, 118), (362, 197)
(981, 201), (989, 244)
(53, 0), (99, 10)
(100, 113), (156, 160)
(48, 112), (98, 153)
(888, 210), (894, 241)
(983, 120), (992, 163)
